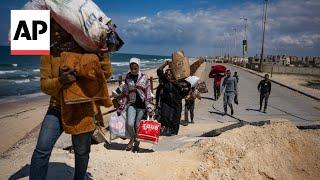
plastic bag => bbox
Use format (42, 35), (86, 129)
(137, 117), (161, 144)
(197, 81), (208, 93)
(109, 112), (127, 138)
(185, 76), (200, 88)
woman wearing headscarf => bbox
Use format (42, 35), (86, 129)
(157, 61), (191, 136)
(117, 58), (154, 152)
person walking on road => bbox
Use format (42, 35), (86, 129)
(117, 58), (155, 152)
(258, 74), (272, 113)
(233, 71), (239, 83)
(183, 87), (201, 126)
(221, 70), (238, 115)
(209, 71), (224, 100)
(233, 71), (239, 104)
(157, 61), (190, 136)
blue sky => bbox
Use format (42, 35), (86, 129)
(1, 0), (319, 56)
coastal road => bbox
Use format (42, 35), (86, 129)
(198, 63), (320, 126)
(154, 62), (320, 151)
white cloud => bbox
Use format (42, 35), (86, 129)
(121, 0), (320, 56)
(128, 16), (150, 24)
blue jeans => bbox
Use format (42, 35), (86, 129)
(30, 108), (92, 180)
(223, 91), (235, 113)
(126, 106), (146, 139)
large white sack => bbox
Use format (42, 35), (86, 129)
(19, 0), (112, 52)
(186, 76), (200, 88)
(46, 0), (112, 52)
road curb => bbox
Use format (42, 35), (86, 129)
(233, 64), (320, 101)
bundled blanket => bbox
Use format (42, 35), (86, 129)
(60, 52), (112, 134)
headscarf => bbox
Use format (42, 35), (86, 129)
(129, 57), (142, 79)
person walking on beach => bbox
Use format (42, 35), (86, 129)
(30, 20), (113, 180)
(157, 61), (190, 136)
(258, 74), (272, 113)
(117, 58), (154, 152)
(183, 87), (201, 126)
(221, 70), (238, 115)
(209, 70), (224, 100)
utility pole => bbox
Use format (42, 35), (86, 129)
(240, 17), (248, 60)
(260, 0), (268, 72)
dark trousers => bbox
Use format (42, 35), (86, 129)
(185, 100), (195, 123)
(214, 85), (220, 100)
(260, 92), (270, 110)
(30, 108), (92, 180)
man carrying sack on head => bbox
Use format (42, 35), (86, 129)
(29, 19), (113, 180)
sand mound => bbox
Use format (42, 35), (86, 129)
(2, 119), (319, 180)
(188, 119), (320, 180)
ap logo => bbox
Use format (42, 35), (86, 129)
(10, 10), (50, 55)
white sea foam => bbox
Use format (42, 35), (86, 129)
(33, 69), (40, 72)
(14, 79), (30, 84)
(0, 70), (17, 74)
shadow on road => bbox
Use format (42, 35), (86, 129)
(209, 111), (225, 116)
(269, 105), (311, 121)
(200, 96), (216, 101)
(9, 162), (90, 180)
(104, 142), (154, 153)
(246, 108), (263, 113)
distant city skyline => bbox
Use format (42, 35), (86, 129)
(0, 0), (319, 57)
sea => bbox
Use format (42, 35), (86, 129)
(0, 46), (170, 102)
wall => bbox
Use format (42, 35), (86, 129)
(262, 65), (320, 76)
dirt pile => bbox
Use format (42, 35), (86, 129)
(188, 119), (320, 180)
(1, 119), (319, 180)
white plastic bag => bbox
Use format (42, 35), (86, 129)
(186, 76), (200, 88)
(109, 111), (127, 138)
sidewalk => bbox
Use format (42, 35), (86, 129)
(233, 65), (320, 101)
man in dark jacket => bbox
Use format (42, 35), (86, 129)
(157, 61), (191, 136)
(258, 74), (272, 113)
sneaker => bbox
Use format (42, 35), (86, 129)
(190, 120), (194, 124)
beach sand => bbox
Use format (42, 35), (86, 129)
(1, 118), (319, 179)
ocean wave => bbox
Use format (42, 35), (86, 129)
(111, 62), (128, 66)
(14, 79), (31, 84)
(0, 63), (18, 67)
(33, 69), (40, 72)
(32, 77), (40, 81)
(0, 70), (17, 74)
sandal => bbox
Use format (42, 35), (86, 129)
(132, 140), (140, 153)
(125, 138), (134, 151)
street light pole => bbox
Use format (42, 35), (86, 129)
(232, 28), (237, 57)
(240, 17), (248, 60)
(260, 0), (268, 72)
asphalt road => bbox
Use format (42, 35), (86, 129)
(200, 63), (320, 126)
